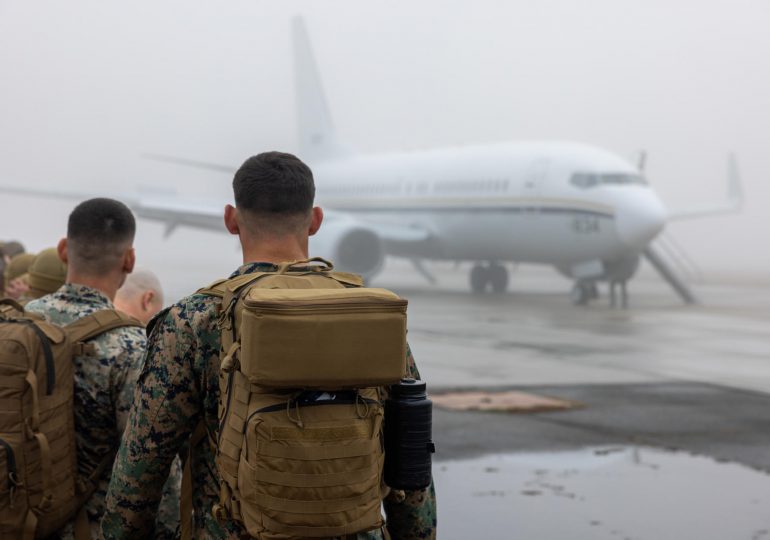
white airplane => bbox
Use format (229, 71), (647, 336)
(1, 18), (742, 306)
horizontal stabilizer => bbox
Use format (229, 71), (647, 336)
(667, 153), (743, 221)
(143, 153), (234, 174)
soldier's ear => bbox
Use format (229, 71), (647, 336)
(141, 290), (154, 312)
(224, 204), (240, 236)
(308, 207), (324, 236)
(124, 248), (136, 274)
(57, 238), (68, 264)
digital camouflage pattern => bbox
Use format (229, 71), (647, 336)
(102, 262), (437, 540)
(25, 284), (181, 540)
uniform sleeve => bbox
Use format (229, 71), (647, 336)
(155, 456), (183, 540)
(109, 328), (147, 436)
(384, 344), (437, 540)
(102, 306), (201, 539)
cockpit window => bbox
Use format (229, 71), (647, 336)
(570, 172), (647, 188)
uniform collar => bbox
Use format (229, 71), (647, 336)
(229, 262), (281, 278)
(55, 283), (114, 308)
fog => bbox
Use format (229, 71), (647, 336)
(1, 0), (769, 284)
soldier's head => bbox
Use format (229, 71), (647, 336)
(114, 267), (164, 325)
(225, 152), (322, 253)
(58, 198), (136, 292)
(25, 247), (67, 299)
(0, 242), (26, 289)
(1, 241), (25, 262)
(3, 252), (35, 290)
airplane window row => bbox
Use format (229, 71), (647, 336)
(323, 183), (401, 196)
(432, 178), (510, 192)
(570, 172), (647, 188)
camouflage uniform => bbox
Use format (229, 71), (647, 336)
(102, 262), (437, 539)
(25, 283), (181, 539)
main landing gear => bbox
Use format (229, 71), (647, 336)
(570, 280), (599, 306)
(570, 280), (629, 308)
(470, 263), (509, 294)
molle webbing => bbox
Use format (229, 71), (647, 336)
(202, 258), (402, 538)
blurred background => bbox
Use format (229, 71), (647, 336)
(1, 0), (769, 289)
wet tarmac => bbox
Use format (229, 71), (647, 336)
(3, 201), (770, 539)
(370, 261), (770, 538)
(434, 446), (770, 540)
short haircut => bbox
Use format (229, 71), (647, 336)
(232, 152), (315, 234)
(67, 198), (136, 275)
(116, 267), (163, 306)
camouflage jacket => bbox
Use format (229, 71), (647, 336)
(102, 262), (437, 539)
(25, 284), (180, 540)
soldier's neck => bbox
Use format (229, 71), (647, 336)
(240, 234), (309, 266)
(66, 269), (123, 302)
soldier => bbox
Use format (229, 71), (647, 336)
(2, 251), (35, 297)
(0, 240), (25, 292)
(17, 246), (68, 302)
(25, 198), (179, 539)
(114, 267), (164, 325)
(102, 152), (437, 539)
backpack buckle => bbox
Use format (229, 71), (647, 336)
(221, 342), (241, 373)
(212, 503), (229, 523)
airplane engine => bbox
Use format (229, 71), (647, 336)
(309, 216), (385, 280)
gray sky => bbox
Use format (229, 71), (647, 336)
(1, 0), (769, 283)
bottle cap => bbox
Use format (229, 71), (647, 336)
(390, 378), (427, 397)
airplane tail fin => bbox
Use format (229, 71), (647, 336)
(293, 17), (348, 161)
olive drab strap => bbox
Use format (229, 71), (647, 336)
(0, 297), (24, 316)
(66, 309), (144, 344)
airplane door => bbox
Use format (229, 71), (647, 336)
(523, 158), (548, 217)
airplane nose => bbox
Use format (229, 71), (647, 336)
(616, 191), (667, 249)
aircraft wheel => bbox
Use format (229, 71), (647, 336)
(470, 265), (489, 293)
(489, 264), (509, 294)
(587, 282), (599, 300)
(570, 281), (593, 306)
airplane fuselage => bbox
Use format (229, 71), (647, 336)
(313, 140), (666, 270)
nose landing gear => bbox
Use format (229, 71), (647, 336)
(470, 262), (509, 294)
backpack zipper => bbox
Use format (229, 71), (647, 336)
(243, 393), (380, 428)
(0, 437), (20, 508)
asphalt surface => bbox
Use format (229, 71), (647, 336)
(433, 382), (770, 471)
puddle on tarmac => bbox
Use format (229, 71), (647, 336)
(433, 447), (770, 540)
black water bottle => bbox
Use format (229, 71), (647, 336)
(384, 378), (435, 490)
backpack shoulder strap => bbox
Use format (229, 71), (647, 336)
(66, 309), (143, 344)
(0, 297), (25, 317)
(327, 271), (364, 288)
(196, 278), (230, 298)
(197, 273), (273, 298)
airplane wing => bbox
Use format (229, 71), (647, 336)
(0, 180), (432, 280)
(132, 198), (225, 238)
(665, 154), (743, 221)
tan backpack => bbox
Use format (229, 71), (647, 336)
(0, 298), (142, 540)
(188, 259), (408, 539)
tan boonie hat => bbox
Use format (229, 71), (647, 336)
(26, 247), (67, 297)
(4, 252), (36, 285)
